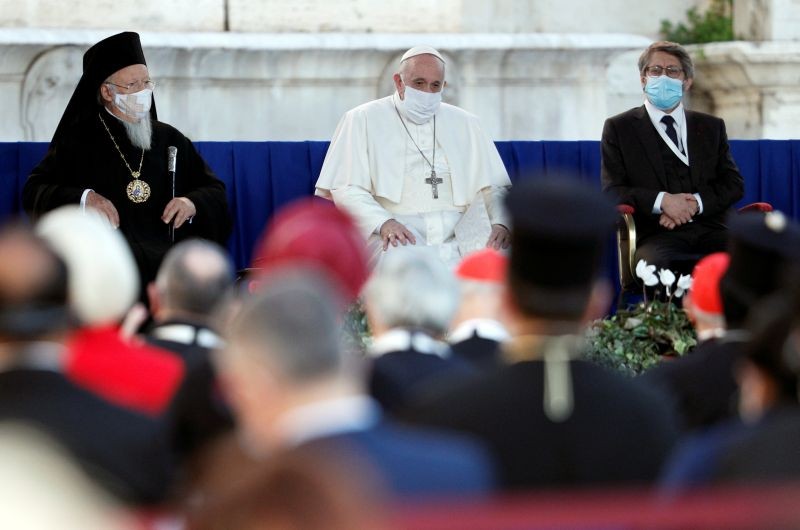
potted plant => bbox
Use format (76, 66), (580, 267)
(585, 260), (696, 376)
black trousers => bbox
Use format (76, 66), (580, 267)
(635, 223), (729, 274)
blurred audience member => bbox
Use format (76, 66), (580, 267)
(146, 240), (235, 456)
(0, 223), (173, 504)
(36, 206), (185, 417)
(0, 425), (131, 530)
(448, 248), (510, 369)
(249, 197), (369, 305)
(714, 287), (800, 481)
(406, 177), (678, 490)
(189, 444), (390, 530)
(216, 269), (494, 499)
(683, 252), (729, 344)
(364, 246), (475, 414)
(661, 290), (800, 489)
(644, 211), (800, 431)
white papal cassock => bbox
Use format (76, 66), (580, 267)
(315, 92), (512, 267)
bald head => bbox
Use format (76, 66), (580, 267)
(0, 224), (69, 341)
(154, 240), (234, 320)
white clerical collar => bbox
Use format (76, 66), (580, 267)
(644, 98), (689, 165)
(697, 328), (726, 343)
(449, 318), (510, 345)
(272, 395), (381, 448)
(151, 323), (225, 349)
(368, 328), (451, 359)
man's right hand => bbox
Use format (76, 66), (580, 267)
(660, 193), (697, 226)
(85, 190), (120, 228)
(380, 219), (417, 251)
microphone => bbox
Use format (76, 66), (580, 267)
(168, 146), (177, 242)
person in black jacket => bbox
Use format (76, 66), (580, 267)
(405, 177), (679, 490)
(0, 223), (173, 505)
(601, 40), (743, 271)
(23, 32), (231, 291)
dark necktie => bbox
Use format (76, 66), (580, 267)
(660, 115), (683, 153)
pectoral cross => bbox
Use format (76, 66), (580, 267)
(425, 170), (443, 199)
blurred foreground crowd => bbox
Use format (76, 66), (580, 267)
(1, 177), (800, 530)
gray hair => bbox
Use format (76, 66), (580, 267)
(228, 270), (343, 382)
(156, 239), (234, 318)
(364, 247), (459, 335)
(638, 40), (694, 79)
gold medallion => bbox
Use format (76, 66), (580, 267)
(127, 179), (151, 203)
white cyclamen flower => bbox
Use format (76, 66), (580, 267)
(674, 274), (693, 298)
(659, 269), (676, 288)
(635, 259), (659, 287)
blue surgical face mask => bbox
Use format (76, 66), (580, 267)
(644, 75), (684, 111)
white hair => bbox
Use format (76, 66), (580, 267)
(364, 247), (459, 335)
(36, 206), (139, 326)
(121, 117), (152, 151)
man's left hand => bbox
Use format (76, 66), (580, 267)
(486, 224), (511, 250)
(162, 197), (196, 229)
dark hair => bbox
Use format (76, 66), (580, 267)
(0, 224), (71, 339)
(638, 41), (694, 79)
(508, 275), (593, 321)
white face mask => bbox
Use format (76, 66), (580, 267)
(400, 85), (442, 124)
(112, 87), (153, 121)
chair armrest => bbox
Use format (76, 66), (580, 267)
(738, 202), (773, 213)
(617, 204), (635, 215)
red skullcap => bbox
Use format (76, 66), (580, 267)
(455, 248), (507, 284)
(251, 198), (369, 302)
(687, 252), (730, 315)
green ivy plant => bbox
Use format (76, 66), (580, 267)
(585, 261), (697, 376)
(660, 0), (734, 44)
(586, 299), (697, 376)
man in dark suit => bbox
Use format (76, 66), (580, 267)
(364, 247), (477, 414)
(448, 249), (510, 370)
(216, 268), (495, 499)
(0, 223), (174, 505)
(404, 178), (679, 490)
(644, 211), (800, 432)
(146, 239), (235, 456)
(601, 41), (744, 270)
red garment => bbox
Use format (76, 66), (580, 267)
(65, 326), (185, 416)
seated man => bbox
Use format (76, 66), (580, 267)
(601, 41), (744, 270)
(448, 248), (510, 370)
(216, 268), (495, 498)
(364, 246), (475, 414)
(315, 46), (511, 266)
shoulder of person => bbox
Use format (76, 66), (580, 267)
(685, 109), (725, 127)
(606, 105), (647, 124)
(347, 95), (394, 119)
(152, 120), (188, 141)
(439, 101), (480, 124)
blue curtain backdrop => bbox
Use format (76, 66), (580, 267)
(3, 140), (799, 276)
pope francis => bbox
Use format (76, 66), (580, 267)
(315, 46), (512, 266)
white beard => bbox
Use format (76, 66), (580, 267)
(121, 117), (153, 151)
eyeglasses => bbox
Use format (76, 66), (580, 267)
(645, 66), (683, 79)
(106, 79), (156, 92)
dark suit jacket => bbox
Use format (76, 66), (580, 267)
(450, 335), (503, 370)
(145, 320), (234, 457)
(601, 105), (744, 239)
(369, 348), (477, 415)
(406, 359), (679, 489)
(0, 368), (174, 505)
(301, 420), (495, 498)
(642, 337), (744, 432)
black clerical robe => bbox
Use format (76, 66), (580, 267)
(23, 112), (232, 286)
